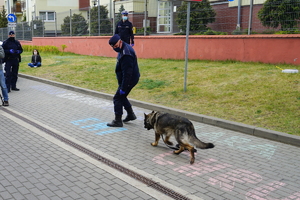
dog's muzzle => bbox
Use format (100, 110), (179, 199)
(144, 123), (153, 130)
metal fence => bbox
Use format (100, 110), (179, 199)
(1, 0), (300, 41)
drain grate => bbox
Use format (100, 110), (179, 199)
(2, 108), (191, 200)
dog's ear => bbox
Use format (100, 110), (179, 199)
(144, 113), (147, 118)
(150, 111), (158, 125)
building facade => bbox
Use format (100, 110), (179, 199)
(0, 0), (270, 37)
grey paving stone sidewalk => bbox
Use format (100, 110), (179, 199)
(0, 76), (299, 200)
(0, 114), (156, 200)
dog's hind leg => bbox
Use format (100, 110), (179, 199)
(151, 132), (161, 146)
(175, 143), (196, 164)
(173, 145), (185, 155)
(186, 145), (196, 164)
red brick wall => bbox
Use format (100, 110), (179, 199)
(22, 34), (300, 65)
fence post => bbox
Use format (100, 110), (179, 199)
(43, 20), (45, 37)
(32, 20), (34, 38)
(55, 12), (57, 37)
(144, 0), (147, 36)
(113, 0), (115, 33)
(184, 1), (191, 92)
(98, 1), (100, 35)
(248, 0), (253, 35)
(70, 9), (72, 36)
(22, 22), (24, 40)
(89, 7), (91, 36)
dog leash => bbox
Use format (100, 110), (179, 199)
(161, 134), (197, 152)
(161, 134), (180, 150)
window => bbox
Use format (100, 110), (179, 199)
(39, 11), (55, 21)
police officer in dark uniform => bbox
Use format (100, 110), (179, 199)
(107, 34), (140, 127)
(2, 31), (23, 92)
(115, 11), (134, 46)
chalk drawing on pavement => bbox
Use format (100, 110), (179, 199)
(174, 158), (232, 178)
(31, 85), (66, 95)
(71, 118), (127, 135)
(152, 152), (175, 165)
(217, 136), (277, 160)
(245, 181), (286, 200)
(58, 93), (112, 108)
(198, 131), (225, 141)
(32, 85), (112, 108)
(208, 169), (263, 191)
(152, 152), (232, 177)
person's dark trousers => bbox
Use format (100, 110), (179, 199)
(113, 84), (136, 116)
(5, 59), (19, 90)
(107, 82), (138, 127)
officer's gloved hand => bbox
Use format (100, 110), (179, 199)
(131, 44), (134, 47)
(9, 49), (15, 54)
(119, 89), (126, 95)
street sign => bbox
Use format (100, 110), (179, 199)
(7, 14), (17, 23)
(8, 23), (16, 28)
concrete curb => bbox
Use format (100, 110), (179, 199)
(19, 73), (300, 147)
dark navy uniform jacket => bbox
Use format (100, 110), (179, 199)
(115, 20), (134, 45)
(2, 37), (23, 62)
(115, 42), (140, 92)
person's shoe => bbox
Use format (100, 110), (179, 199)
(11, 88), (20, 91)
(123, 113), (137, 122)
(107, 120), (123, 127)
(3, 101), (9, 106)
(8, 89), (10, 93)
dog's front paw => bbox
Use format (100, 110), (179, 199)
(173, 150), (181, 155)
(151, 142), (158, 146)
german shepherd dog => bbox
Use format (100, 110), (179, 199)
(144, 111), (214, 164)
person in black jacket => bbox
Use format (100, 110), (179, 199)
(0, 44), (9, 106)
(107, 34), (140, 127)
(2, 31), (23, 92)
(28, 49), (42, 67)
(115, 10), (134, 46)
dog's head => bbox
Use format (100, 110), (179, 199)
(144, 111), (157, 130)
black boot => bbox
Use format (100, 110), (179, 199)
(123, 107), (137, 122)
(107, 114), (123, 127)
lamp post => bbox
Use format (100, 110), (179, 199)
(92, 0), (100, 35)
(113, 0), (116, 33)
(248, 0), (253, 35)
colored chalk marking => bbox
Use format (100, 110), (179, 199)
(218, 136), (277, 159)
(208, 169), (262, 191)
(71, 118), (127, 135)
(31, 86), (112, 108)
(152, 152), (175, 165)
(245, 181), (286, 199)
(31, 85), (66, 95)
(95, 128), (127, 135)
(199, 131), (225, 141)
(57, 92), (112, 107)
(82, 122), (108, 131)
(71, 118), (100, 125)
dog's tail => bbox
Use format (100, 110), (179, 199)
(189, 127), (214, 149)
(192, 138), (215, 149)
